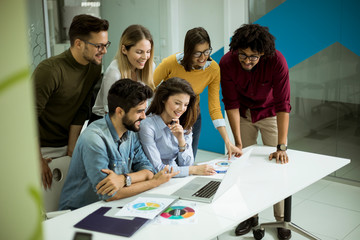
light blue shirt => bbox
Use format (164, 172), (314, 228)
(139, 114), (194, 177)
(59, 114), (154, 210)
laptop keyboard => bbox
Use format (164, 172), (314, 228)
(192, 180), (221, 198)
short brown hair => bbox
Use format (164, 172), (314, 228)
(69, 14), (109, 46)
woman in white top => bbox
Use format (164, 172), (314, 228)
(90, 24), (155, 123)
(139, 77), (215, 177)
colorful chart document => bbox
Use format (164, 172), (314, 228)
(115, 197), (176, 219)
(155, 200), (198, 225)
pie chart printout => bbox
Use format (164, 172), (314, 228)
(160, 206), (195, 220)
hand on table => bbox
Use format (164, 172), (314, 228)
(153, 165), (179, 184)
(225, 142), (243, 159)
(96, 169), (125, 196)
(269, 151), (289, 164)
(191, 164), (216, 175)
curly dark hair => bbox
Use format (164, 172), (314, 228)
(229, 24), (276, 57)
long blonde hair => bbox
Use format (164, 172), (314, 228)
(115, 25), (155, 89)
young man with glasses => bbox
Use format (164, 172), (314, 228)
(32, 14), (110, 190)
(219, 24), (292, 240)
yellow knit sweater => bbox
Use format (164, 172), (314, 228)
(154, 53), (224, 121)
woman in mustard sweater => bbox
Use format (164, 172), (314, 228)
(154, 27), (241, 158)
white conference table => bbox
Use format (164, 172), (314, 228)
(43, 145), (350, 240)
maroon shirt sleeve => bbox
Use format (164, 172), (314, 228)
(271, 51), (291, 113)
(220, 51), (240, 110)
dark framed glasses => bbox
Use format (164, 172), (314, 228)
(238, 53), (260, 62)
(82, 40), (111, 51)
(193, 48), (212, 58)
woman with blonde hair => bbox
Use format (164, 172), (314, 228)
(90, 24), (155, 123)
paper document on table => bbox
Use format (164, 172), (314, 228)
(197, 158), (235, 173)
(154, 200), (198, 225)
(115, 196), (176, 219)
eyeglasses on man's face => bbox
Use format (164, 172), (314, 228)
(238, 53), (260, 62)
(82, 40), (111, 51)
(193, 48), (212, 58)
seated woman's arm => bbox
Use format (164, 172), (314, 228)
(176, 130), (194, 166)
(139, 120), (190, 177)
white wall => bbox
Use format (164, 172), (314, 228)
(101, 0), (167, 68)
(173, 0), (224, 53)
(168, 0), (248, 54)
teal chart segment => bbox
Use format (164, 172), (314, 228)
(132, 202), (161, 211)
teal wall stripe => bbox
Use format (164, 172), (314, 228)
(198, 47), (225, 154)
(254, 0), (360, 68)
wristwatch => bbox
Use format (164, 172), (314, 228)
(123, 174), (131, 187)
(179, 143), (188, 152)
(277, 144), (287, 151)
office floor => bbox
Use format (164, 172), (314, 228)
(195, 150), (360, 240)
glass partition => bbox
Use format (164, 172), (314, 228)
(27, 0), (48, 71)
(250, 0), (360, 182)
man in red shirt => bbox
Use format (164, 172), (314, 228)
(220, 24), (292, 240)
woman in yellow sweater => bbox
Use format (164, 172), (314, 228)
(154, 27), (242, 158)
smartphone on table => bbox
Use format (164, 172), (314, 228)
(73, 232), (92, 240)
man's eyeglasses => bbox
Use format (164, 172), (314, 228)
(82, 40), (111, 51)
(193, 48), (212, 58)
(238, 53), (260, 62)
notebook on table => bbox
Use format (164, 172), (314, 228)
(171, 149), (252, 203)
(74, 194), (178, 237)
(74, 207), (148, 237)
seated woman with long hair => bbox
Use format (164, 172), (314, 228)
(139, 77), (215, 177)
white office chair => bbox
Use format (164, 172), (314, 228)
(42, 156), (71, 218)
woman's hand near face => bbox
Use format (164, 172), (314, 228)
(168, 119), (186, 147)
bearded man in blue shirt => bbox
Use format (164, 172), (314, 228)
(59, 79), (179, 210)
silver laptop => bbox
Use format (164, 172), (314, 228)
(171, 148), (253, 203)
